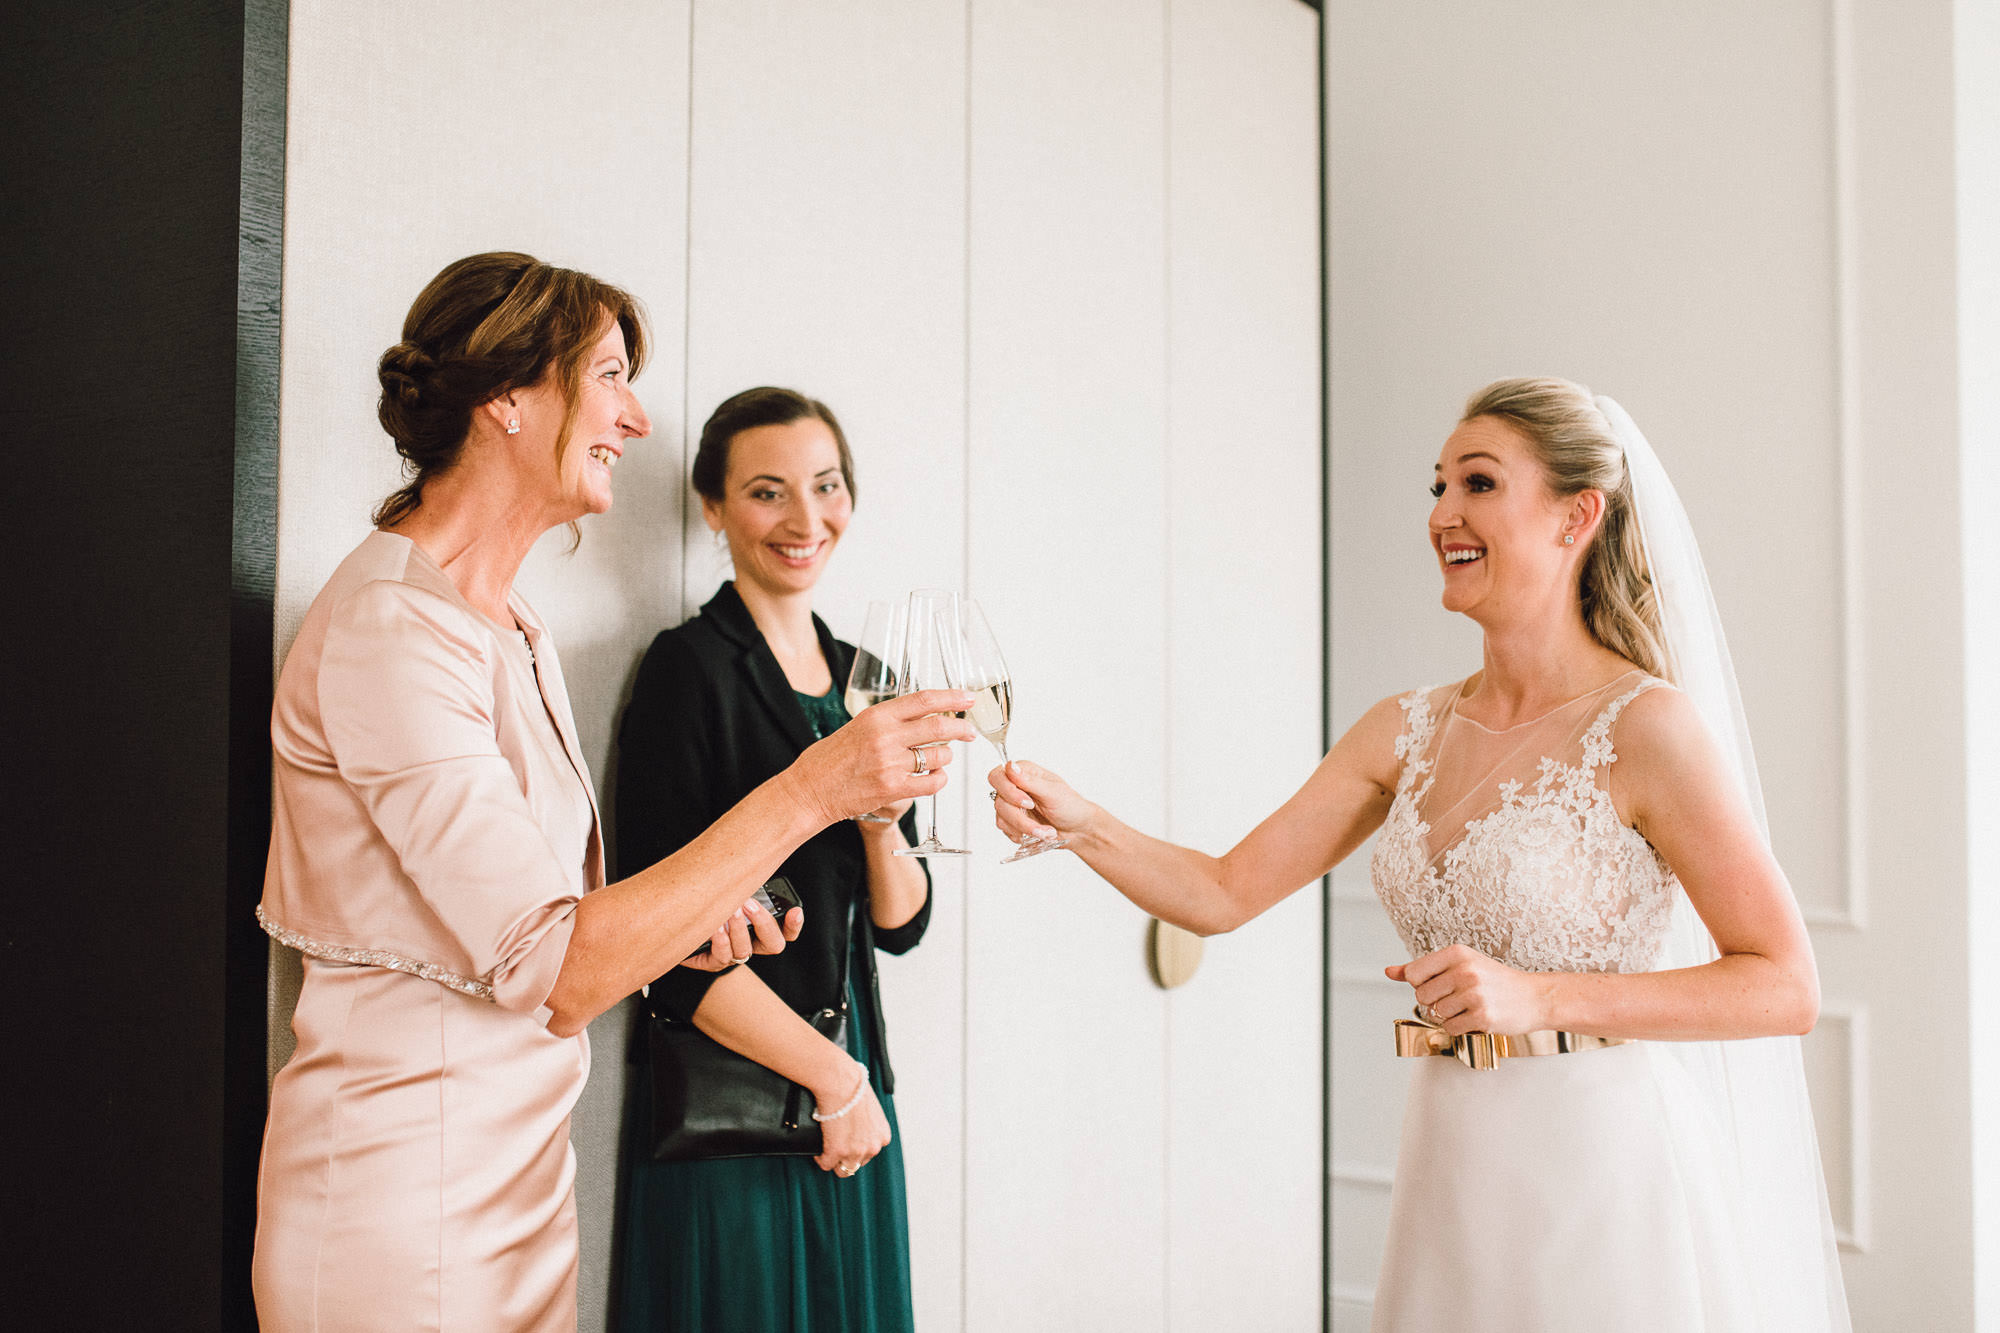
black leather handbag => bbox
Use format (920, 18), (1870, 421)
(644, 1001), (848, 1162)
(645, 921), (857, 1166)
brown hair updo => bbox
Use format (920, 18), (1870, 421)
(373, 251), (648, 527)
(1460, 376), (1670, 680)
(691, 387), (855, 505)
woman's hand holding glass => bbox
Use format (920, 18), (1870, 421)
(895, 590), (974, 857)
(845, 600), (908, 823)
(986, 759), (1096, 850)
(785, 688), (976, 826)
(950, 597), (1063, 862)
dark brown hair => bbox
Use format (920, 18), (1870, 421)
(691, 387), (855, 504)
(373, 251), (648, 527)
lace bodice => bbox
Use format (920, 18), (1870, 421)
(1368, 675), (1679, 974)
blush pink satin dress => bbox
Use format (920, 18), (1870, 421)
(253, 531), (602, 1332)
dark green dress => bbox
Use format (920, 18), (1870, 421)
(615, 685), (916, 1333)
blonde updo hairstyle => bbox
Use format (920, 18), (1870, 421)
(1460, 376), (1670, 681)
(373, 251), (648, 529)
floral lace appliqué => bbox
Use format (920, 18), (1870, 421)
(1369, 680), (1677, 975)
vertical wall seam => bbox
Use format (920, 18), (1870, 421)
(680, 0), (697, 626)
(1316, 1), (1333, 1326)
(231, 2), (288, 1321)
(1824, 0), (1873, 1255)
(961, 3), (975, 1326)
(1828, 0), (1868, 935)
(1159, 1), (1175, 1329)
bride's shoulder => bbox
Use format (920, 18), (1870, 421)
(1603, 674), (1712, 767)
(1389, 677), (1468, 716)
(1333, 677), (1468, 773)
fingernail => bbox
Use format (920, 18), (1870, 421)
(1019, 797), (1035, 810)
(744, 898), (763, 915)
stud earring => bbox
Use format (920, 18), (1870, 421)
(506, 419), (520, 435)
(1562, 534), (1575, 546)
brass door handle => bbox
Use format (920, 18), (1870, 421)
(1147, 918), (1204, 989)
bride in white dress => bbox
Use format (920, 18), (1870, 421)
(988, 377), (1849, 1330)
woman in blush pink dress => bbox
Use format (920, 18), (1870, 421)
(251, 252), (974, 1332)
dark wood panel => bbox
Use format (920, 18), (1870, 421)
(0, 2), (277, 1327)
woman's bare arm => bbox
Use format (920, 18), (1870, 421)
(543, 691), (973, 1036)
(987, 695), (1408, 935)
(858, 801), (927, 930)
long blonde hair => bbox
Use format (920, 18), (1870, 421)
(1461, 376), (1670, 680)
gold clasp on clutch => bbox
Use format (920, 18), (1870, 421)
(1393, 1014), (1499, 1071)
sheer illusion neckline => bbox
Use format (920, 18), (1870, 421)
(1448, 668), (1643, 735)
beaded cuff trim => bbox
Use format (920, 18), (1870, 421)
(256, 906), (496, 1002)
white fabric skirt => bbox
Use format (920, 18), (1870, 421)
(1371, 1041), (1753, 1332)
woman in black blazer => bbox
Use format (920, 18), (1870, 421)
(614, 387), (934, 1333)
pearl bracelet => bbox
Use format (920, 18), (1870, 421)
(812, 1065), (870, 1123)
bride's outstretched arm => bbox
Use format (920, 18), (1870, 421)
(1393, 685), (1820, 1042)
(987, 695), (1407, 935)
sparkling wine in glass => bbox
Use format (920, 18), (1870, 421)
(955, 597), (1064, 862)
(892, 589), (970, 858)
(845, 600), (905, 823)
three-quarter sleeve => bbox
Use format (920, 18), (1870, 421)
(318, 580), (581, 1016)
(615, 632), (731, 1020)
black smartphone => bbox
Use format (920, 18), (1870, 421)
(753, 875), (803, 920)
(694, 876), (802, 955)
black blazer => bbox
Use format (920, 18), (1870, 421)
(613, 582), (930, 1092)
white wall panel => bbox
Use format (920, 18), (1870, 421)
(681, 5), (970, 1323)
(1163, 0), (1323, 1327)
(965, 1), (1170, 1325)
(1834, 0), (1974, 1320)
(682, 0), (969, 623)
(274, 2), (1324, 1326)
(273, 6), (690, 1329)
(1326, 0), (1974, 1322)
(1959, 0), (2000, 1316)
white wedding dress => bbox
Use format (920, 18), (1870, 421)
(1367, 671), (1757, 1331)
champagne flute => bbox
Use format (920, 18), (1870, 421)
(845, 600), (905, 823)
(893, 589), (971, 858)
(954, 597), (1064, 862)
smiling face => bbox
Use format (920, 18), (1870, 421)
(505, 318), (651, 522)
(1429, 414), (1598, 626)
(560, 320), (650, 515)
(703, 416), (853, 597)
